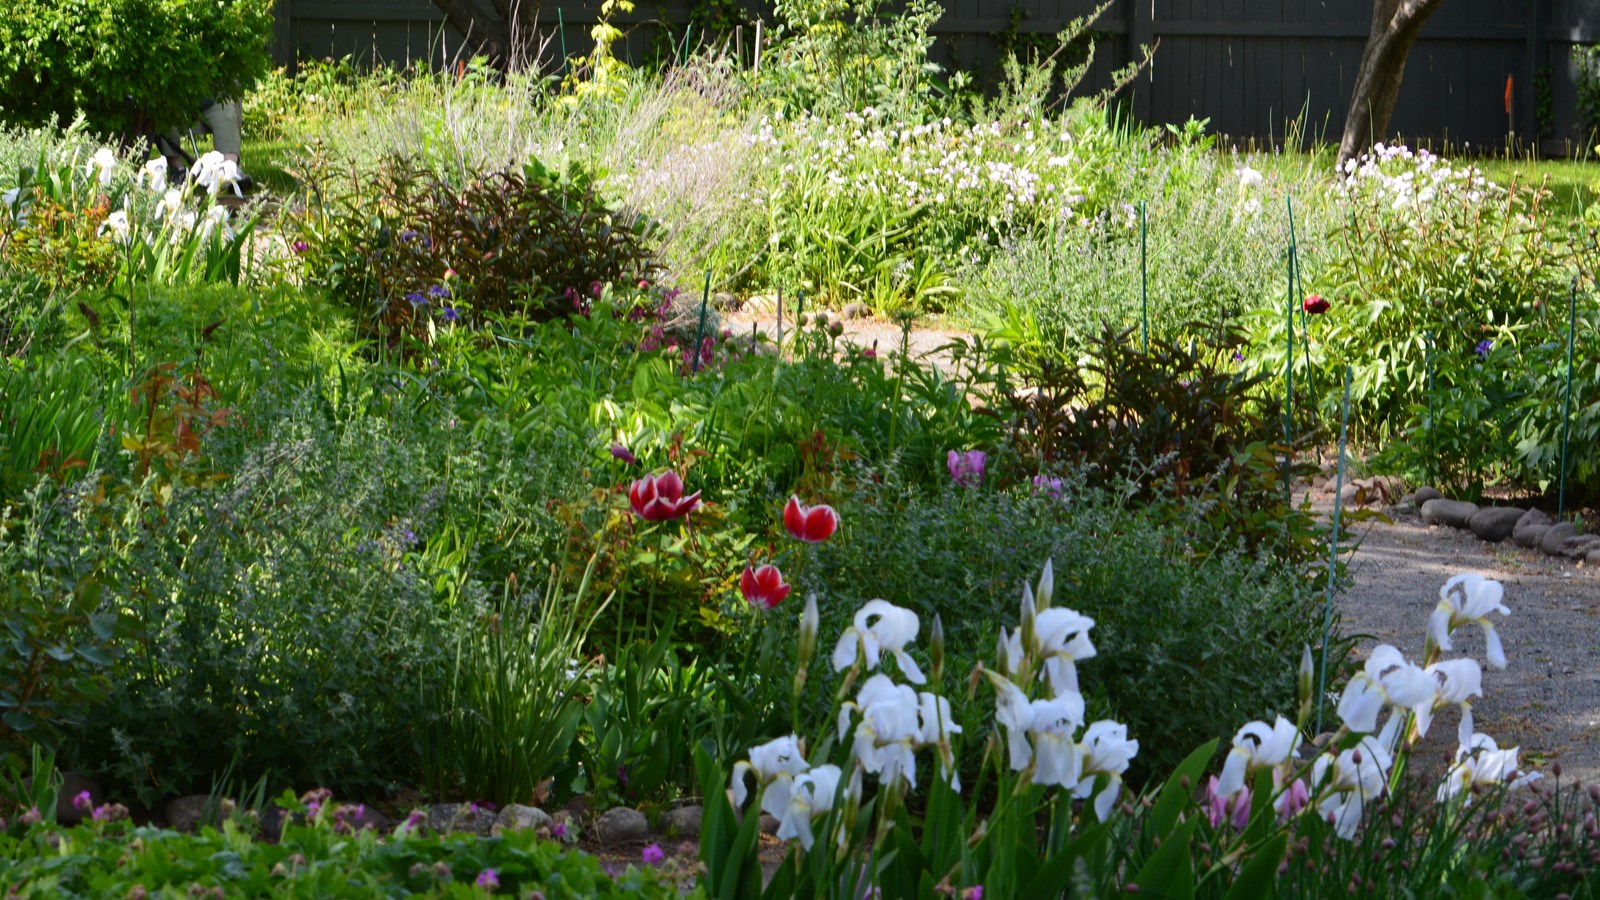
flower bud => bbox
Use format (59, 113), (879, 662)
(797, 594), (819, 672)
(930, 613), (945, 684)
(1035, 560), (1054, 611)
(1297, 645), (1315, 722)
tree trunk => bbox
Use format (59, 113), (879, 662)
(1337, 0), (1448, 169)
(432, 0), (511, 64)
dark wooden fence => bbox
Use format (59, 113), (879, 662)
(272, 0), (1597, 150)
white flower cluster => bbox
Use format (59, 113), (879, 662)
(730, 562), (1139, 851)
(68, 147), (238, 247)
(986, 561), (1138, 820)
(1212, 573), (1536, 841)
(1335, 143), (1493, 212)
(741, 110), (1109, 237)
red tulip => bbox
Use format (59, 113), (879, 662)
(783, 496), (839, 543)
(1302, 294), (1330, 315)
(628, 471), (701, 521)
(740, 564), (792, 610)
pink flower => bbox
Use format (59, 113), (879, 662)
(1275, 777), (1310, 823)
(961, 887), (984, 900)
(740, 564), (792, 610)
(1030, 475), (1063, 500)
(291, 240), (309, 255)
(476, 868), (500, 891)
(783, 496), (839, 543)
(642, 843), (665, 866)
(1205, 775), (1251, 830)
(947, 450), (986, 487)
(72, 791), (93, 812)
(1302, 294), (1330, 315)
(628, 471), (701, 521)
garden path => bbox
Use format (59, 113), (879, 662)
(1326, 488), (1600, 788)
(723, 307), (973, 374)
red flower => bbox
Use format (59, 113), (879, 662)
(1302, 294), (1330, 315)
(628, 471), (701, 521)
(783, 496), (839, 543)
(740, 564), (792, 610)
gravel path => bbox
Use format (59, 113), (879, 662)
(1329, 490), (1600, 785)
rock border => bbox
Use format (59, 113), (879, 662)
(1399, 489), (1600, 565)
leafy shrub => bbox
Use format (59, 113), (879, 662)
(1273, 145), (1572, 439)
(292, 154), (654, 346)
(49, 384), (578, 803)
(964, 147), (1319, 361)
(983, 325), (1323, 565)
(0, 0), (274, 139)
(0, 482), (136, 760)
(763, 0), (949, 120)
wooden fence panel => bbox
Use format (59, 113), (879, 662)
(272, 0), (1596, 148)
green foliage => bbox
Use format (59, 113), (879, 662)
(1575, 44), (1600, 141)
(422, 560), (605, 806)
(0, 485), (136, 757)
(0, 0), (274, 139)
(810, 479), (1325, 782)
(1280, 146), (1572, 440)
(0, 795), (687, 898)
(0, 355), (115, 500)
(763, 0), (948, 119)
(964, 146), (1312, 361)
(49, 387), (579, 804)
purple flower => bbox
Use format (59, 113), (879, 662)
(552, 821), (568, 839)
(1205, 775), (1251, 831)
(404, 809), (426, 831)
(19, 807), (41, 826)
(72, 790), (93, 812)
(405, 292), (428, 307)
(1233, 349), (1245, 362)
(291, 240), (309, 255)
(610, 443), (638, 465)
(641, 843), (665, 866)
(1031, 475), (1063, 500)
(428, 284), (452, 300)
(947, 450), (986, 487)
(476, 868), (500, 891)
(961, 887), (984, 900)
(440, 306), (460, 323)
(1475, 339), (1493, 359)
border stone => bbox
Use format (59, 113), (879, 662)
(1540, 522), (1580, 556)
(1421, 498), (1478, 528)
(1468, 507), (1525, 543)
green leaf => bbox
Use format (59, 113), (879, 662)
(1151, 738), (1217, 837)
(1223, 833), (1287, 900)
(1131, 816), (1197, 900)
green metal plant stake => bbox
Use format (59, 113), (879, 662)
(1282, 233), (1296, 505)
(1139, 200), (1149, 354)
(691, 270), (711, 374)
(557, 8), (569, 75)
(1560, 275), (1578, 519)
(1288, 197), (1315, 412)
(1315, 365), (1353, 736)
